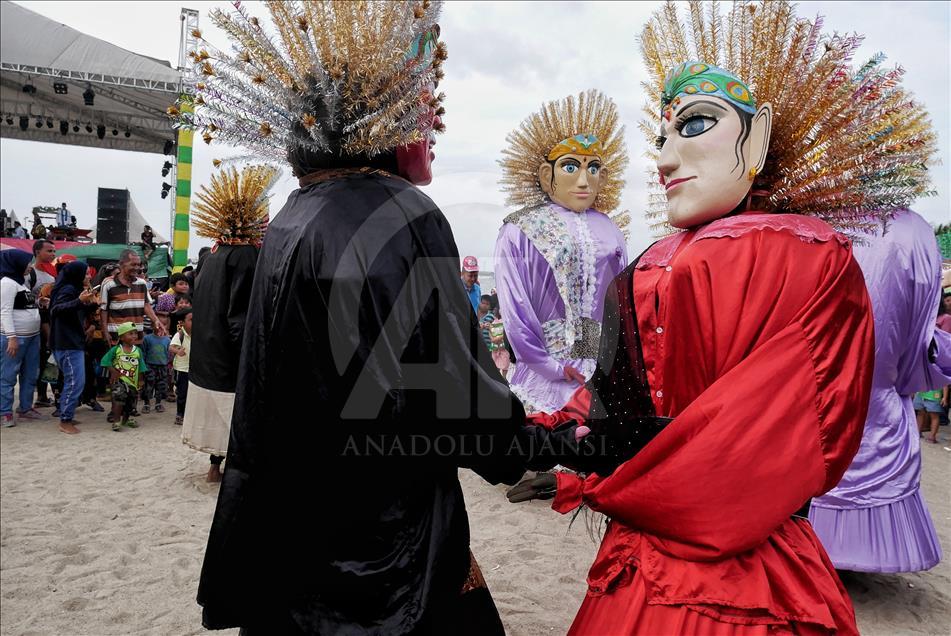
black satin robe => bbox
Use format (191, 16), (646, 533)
(197, 172), (530, 634)
(189, 244), (257, 393)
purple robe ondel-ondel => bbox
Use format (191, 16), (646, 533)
(494, 203), (627, 413)
(810, 209), (951, 572)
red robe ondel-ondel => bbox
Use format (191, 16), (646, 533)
(530, 212), (874, 635)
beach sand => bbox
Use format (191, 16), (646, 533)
(1, 407), (949, 635)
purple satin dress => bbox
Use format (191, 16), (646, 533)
(810, 209), (951, 572)
(494, 203), (627, 413)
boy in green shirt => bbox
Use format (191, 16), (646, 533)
(101, 322), (147, 431)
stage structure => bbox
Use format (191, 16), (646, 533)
(0, 0), (190, 272)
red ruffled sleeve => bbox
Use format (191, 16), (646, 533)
(525, 385), (591, 430)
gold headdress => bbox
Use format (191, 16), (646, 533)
(192, 165), (278, 245)
(499, 90), (628, 213)
(640, 1), (937, 236)
(170, 1), (446, 161)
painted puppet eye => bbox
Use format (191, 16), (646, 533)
(587, 164), (600, 176)
(562, 163), (578, 174)
(679, 115), (718, 137)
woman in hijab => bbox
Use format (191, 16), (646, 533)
(49, 260), (98, 434)
(1, 249), (43, 427)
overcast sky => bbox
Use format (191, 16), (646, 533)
(1, 1), (948, 266)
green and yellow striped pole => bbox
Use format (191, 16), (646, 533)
(172, 102), (193, 273)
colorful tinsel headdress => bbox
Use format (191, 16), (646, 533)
(499, 90), (628, 213)
(168, 1), (447, 162)
(639, 0), (937, 237)
(192, 165), (278, 245)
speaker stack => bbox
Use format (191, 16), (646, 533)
(96, 188), (130, 244)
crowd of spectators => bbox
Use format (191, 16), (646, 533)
(1, 240), (199, 434)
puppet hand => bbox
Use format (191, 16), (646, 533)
(563, 365), (585, 385)
(506, 472), (557, 503)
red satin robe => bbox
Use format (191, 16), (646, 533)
(531, 213), (874, 635)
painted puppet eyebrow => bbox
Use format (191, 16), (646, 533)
(675, 99), (729, 118)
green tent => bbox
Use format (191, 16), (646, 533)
(0, 238), (169, 278)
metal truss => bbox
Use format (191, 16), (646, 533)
(0, 62), (181, 93)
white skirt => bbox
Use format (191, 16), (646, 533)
(182, 382), (234, 457)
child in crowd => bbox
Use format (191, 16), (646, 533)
(142, 313), (171, 414)
(914, 388), (948, 444)
(169, 308), (192, 426)
(101, 322), (147, 431)
(169, 294), (192, 335)
(488, 306), (510, 379)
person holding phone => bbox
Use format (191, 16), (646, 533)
(49, 260), (98, 434)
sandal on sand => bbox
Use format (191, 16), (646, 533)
(112, 421), (122, 432)
(122, 419), (139, 429)
(59, 421), (81, 435)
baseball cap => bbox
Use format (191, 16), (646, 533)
(116, 322), (137, 337)
(462, 256), (479, 272)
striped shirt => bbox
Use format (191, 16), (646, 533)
(100, 276), (148, 338)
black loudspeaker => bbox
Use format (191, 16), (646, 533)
(97, 188), (129, 244)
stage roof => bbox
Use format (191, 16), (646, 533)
(0, 0), (181, 154)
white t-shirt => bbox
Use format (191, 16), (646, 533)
(170, 330), (191, 372)
(0, 277), (41, 337)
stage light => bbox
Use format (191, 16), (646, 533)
(35, 119), (43, 128)
(4, 116), (12, 125)
(163, 140), (175, 155)
(46, 119), (54, 129)
(59, 120), (69, 135)
(96, 124), (106, 139)
(111, 128), (118, 136)
(161, 182), (173, 199)
(22, 83), (36, 95)
(83, 86), (95, 106)
(124, 130), (131, 138)
(53, 82), (68, 95)
(73, 124), (79, 132)
(85, 124), (93, 133)
(161, 161), (172, 177)
(19, 116), (28, 131)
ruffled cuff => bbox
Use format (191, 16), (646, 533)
(552, 471), (584, 514)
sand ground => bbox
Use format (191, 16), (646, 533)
(1, 406), (949, 635)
